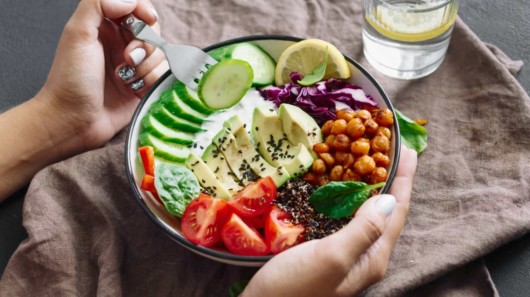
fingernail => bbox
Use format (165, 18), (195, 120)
(119, 0), (136, 4)
(151, 7), (159, 21)
(130, 48), (146, 66)
(117, 65), (136, 81)
(129, 78), (145, 91)
(374, 194), (396, 217)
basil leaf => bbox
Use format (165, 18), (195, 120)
(228, 280), (249, 297)
(297, 49), (328, 86)
(309, 181), (385, 219)
(154, 162), (200, 217)
(395, 109), (428, 154)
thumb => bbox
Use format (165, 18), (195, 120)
(66, 0), (137, 39)
(323, 194), (396, 267)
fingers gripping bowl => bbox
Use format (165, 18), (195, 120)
(125, 36), (400, 267)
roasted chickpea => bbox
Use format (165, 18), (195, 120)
(334, 151), (353, 168)
(335, 151), (349, 164)
(320, 153), (335, 167)
(377, 126), (391, 139)
(369, 167), (388, 184)
(343, 168), (361, 181)
(372, 152), (390, 167)
(358, 137), (370, 143)
(321, 120), (334, 135)
(313, 143), (330, 154)
(324, 134), (336, 148)
(364, 119), (379, 136)
(353, 155), (376, 175)
(303, 172), (319, 184)
(350, 139), (370, 156)
(312, 159), (327, 174)
(375, 108), (394, 127)
(346, 118), (365, 139)
(344, 153), (355, 169)
(330, 119), (348, 135)
(371, 134), (390, 153)
(333, 134), (351, 151)
(330, 165), (344, 181)
(336, 109), (355, 122)
(318, 174), (330, 186)
(355, 109), (372, 122)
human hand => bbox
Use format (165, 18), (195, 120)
(242, 145), (418, 297)
(37, 0), (168, 150)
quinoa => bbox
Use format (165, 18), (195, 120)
(275, 178), (350, 241)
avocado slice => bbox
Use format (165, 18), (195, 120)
(212, 128), (258, 185)
(279, 104), (323, 158)
(251, 109), (314, 178)
(224, 115), (290, 187)
(185, 153), (231, 200)
(201, 144), (243, 195)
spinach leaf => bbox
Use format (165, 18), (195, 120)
(297, 49), (328, 86)
(395, 109), (428, 154)
(154, 162), (200, 217)
(309, 181), (385, 219)
(228, 280), (249, 297)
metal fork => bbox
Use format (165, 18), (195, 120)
(119, 14), (217, 90)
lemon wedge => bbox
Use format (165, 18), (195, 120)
(275, 39), (351, 86)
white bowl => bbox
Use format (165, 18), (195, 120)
(125, 35), (401, 267)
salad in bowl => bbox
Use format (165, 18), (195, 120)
(126, 36), (400, 266)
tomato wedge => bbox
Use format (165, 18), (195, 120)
(241, 213), (267, 230)
(181, 193), (231, 247)
(229, 176), (276, 218)
(222, 213), (269, 256)
(139, 146), (155, 176)
(265, 206), (305, 254)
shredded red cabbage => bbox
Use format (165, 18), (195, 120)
(259, 72), (378, 125)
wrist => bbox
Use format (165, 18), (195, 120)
(30, 89), (89, 160)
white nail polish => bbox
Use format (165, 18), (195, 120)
(130, 48), (146, 66)
(374, 194), (396, 217)
(151, 7), (159, 21)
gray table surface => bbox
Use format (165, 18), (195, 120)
(1, 1), (529, 296)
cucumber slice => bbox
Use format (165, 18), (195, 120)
(149, 102), (203, 134)
(141, 114), (194, 146)
(159, 89), (207, 125)
(173, 81), (214, 115)
(209, 43), (276, 86)
(139, 132), (190, 163)
(197, 59), (253, 110)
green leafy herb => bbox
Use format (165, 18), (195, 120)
(154, 162), (200, 217)
(297, 48), (328, 86)
(395, 109), (428, 154)
(228, 279), (249, 297)
(309, 181), (385, 219)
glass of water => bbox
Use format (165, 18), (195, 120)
(362, 0), (459, 79)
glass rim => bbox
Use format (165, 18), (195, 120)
(379, 0), (456, 13)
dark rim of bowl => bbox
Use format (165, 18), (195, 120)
(125, 34), (401, 264)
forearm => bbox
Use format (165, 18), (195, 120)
(0, 93), (85, 202)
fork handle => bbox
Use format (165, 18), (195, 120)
(117, 14), (167, 50)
